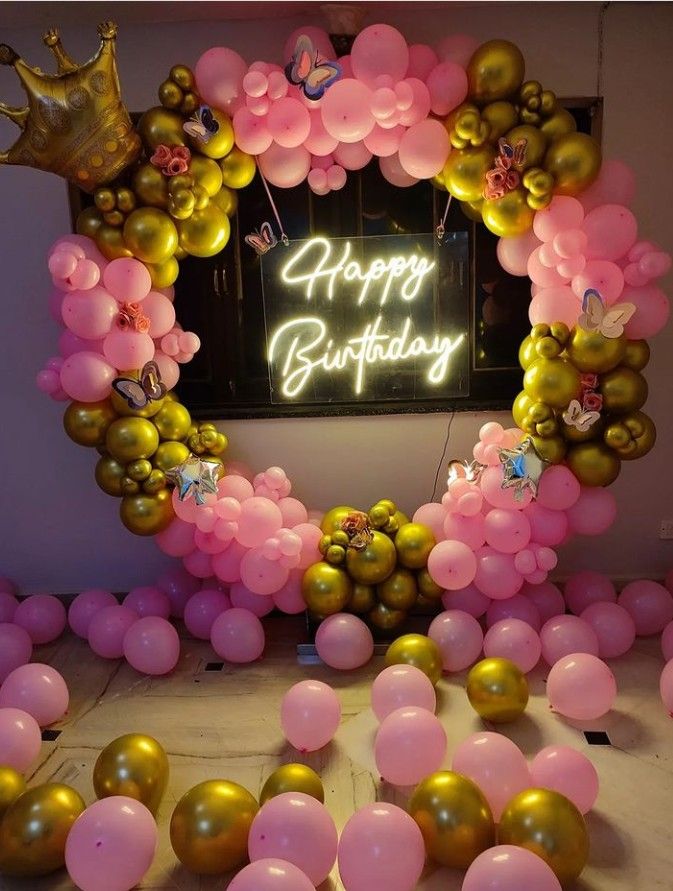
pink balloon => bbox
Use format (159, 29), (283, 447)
(660, 659), (673, 714)
(103, 328), (155, 370)
(528, 286), (581, 327)
(248, 792), (337, 885)
(0, 662), (68, 726)
(49, 287), (66, 322)
(484, 619), (542, 674)
(351, 24), (409, 87)
(60, 351), (116, 401)
(267, 71), (289, 101)
(547, 653), (617, 720)
(233, 107), (273, 155)
(619, 580), (673, 635)
(364, 123), (404, 157)
(258, 143), (311, 188)
(497, 230), (541, 276)
(194, 46), (247, 112)
(304, 110), (339, 155)
(375, 706), (446, 786)
(13, 593), (66, 644)
(371, 664), (436, 721)
(0, 623), (32, 683)
(480, 466), (532, 510)
(183, 589), (230, 639)
(156, 566), (200, 617)
(243, 70), (268, 98)
(371, 86), (397, 120)
(398, 119), (450, 179)
(276, 497), (308, 528)
(564, 571), (616, 615)
(183, 549), (214, 579)
(123, 617), (180, 675)
(333, 140), (373, 171)
(212, 539), (247, 584)
(483, 509), (531, 554)
(474, 547), (523, 599)
(428, 609), (483, 671)
(580, 602), (635, 659)
(527, 248), (569, 288)
(61, 287), (118, 339)
(579, 159), (636, 212)
(412, 502), (447, 541)
(583, 204), (638, 261)
(426, 61), (468, 115)
(663, 620), (673, 662)
(87, 605), (138, 659)
(0, 707), (42, 771)
(321, 79), (375, 143)
(442, 513), (485, 550)
(211, 607), (265, 662)
(534, 196), (585, 242)
(155, 518), (195, 558)
(407, 43), (439, 80)
(486, 594), (541, 631)
(68, 589), (117, 638)
(524, 503), (568, 547)
(572, 259), (624, 304)
(272, 570), (305, 614)
(622, 283), (670, 338)
(428, 539), (477, 590)
(58, 329), (104, 358)
(315, 614), (374, 670)
(122, 586), (170, 619)
(398, 78), (432, 127)
(280, 679), (340, 752)
(537, 466), (581, 510)
(151, 351), (179, 390)
(283, 26), (335, 63)
(452, 732), (530, 821)
(566, 487), (617, 536)
(463, 845), (562, 891)
(230, 858), (313, 891)
(102, 258), (151, 302)
(218, 472), (254, 499)
(436, 33), (479, 67)
(65, 796), (157, 891)
(139, 291), (175, 338)
(540, 615), (599, 665)
(229, 581), (274, 616)
(292, 523), (322, 569)
(441, 584), (490, 617)
(530, 745), (599, 815)
(267, 97), (311, 148)
(379, 152), (418, 187)
(239, 549), (289, 595)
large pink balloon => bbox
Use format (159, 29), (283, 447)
(441, 584), (490, 617)
(579, 159), (636, 213)
(140, 291), (175, 338)
(315, 614), (374, 670)
(61, 287), (118, 339)
(662, 620), (673, 661)
(155, 518), (195, 557)
(443, 512), (486, 550)
(428, 609), (483, 671)
(480, 466), (532, 510)
(0, 587), (18, 620)
(195, 46), (247, 112)
(529, 286), (581, 327)
(622, 284), (670, 339)
(0, 707), (42, 771)
(258, 143), (311, 188)
(88, 605), (138, 659)
(566, 487), (617, 535)
(452, 732), (530, 821)
(151, 352), (179, 391)
(580, 602), (635, 659)
(483, 508), (531, 554)
(321, 79), (375, 143)
(413, 502), (448, 541)
(428, 539), (477, 590)
(60, 351), (116, 402)
(68, 589), (117, 638)
(406, 43), (439, 80)
(547, 653), (617, 720)
(398, 119), (450, 178)
(122, 586), (171, 619)
(103, 328), (155, 370)
(230, 858), (314, 891)
(497, 230), (541, 276)
(533, 196), (584, 242)
(486, 594), (541, 631)
(272, 569), (306, 614)
(379, 152), (419, 187)
(484, 618), (542, 673)
(123, 617), (180, 675)
(463, 845), (562, 891)
(364, 123), (405, 157)
(436, 34), (480, 67)
(375, 706), (446, 786)
(571, 259), (624, 304)
(211, 607), (265, 662)
(234, 107), (273, 155)
(0, 662), (69, 726)
(0, 623), (32, 683)
(524, 503), (568, 547)
(267, 97), (311, 148)
(564, 571), (616, 615)
(304, 110), (339, 155)
(398, 78), (432, 127)
(280, 680), (340, 752)
(183, 589), (230, 639)
(65, 796), (157, 891)
(619, 580), (673, 635)
(248, 792), (337, 885)
(536, 465), (581, 511)
(102, 258), (151, 303)
(212, 539), (247, 584)
(540, 615), (599, 665)
(13, 593), (66, 644)
(530, 745), (599, 815)
(583, 204), (637, 261)
(283, 26), (335, 63)
(338, 803), (425, 891)
(371, 664), (436, 721)
(426, 61), (468, 115)
(474, 547), (523, 599)
(350, 24), (409, 86)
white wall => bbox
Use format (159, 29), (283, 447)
(0, 2), (671, 592)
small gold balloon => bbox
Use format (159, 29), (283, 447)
(443, 145), (496, 202)
(346, 530), (397, 585)
(394, 522), (436, 569)
(132, 162), (169, 208)
(482, 187), (535, 237)
(220, 147), (257, 189)
(466, 657), (529, 723)
(467, 40), (525, 104)
(137, 106), (186, 150)
(170, 780), (259, 875)
(0, 768), (25, 820)
(120, 488), (174, 536)
(524, 357), (581, 408)
(518, 335), (537, 370)
(408, 771), (495, 868)
(385, 633), (443, 686)
(177, 204), (230, 258)
(565, 327), (626, 373)
(96, 224), (134, 260)
(147, 256), (180, 288)
(0, 784), (85, 876)
(93, 733), (169, 815)
(260, 764), (324, 805)
(512, 390), (533, 428)
(481, 100), (518, 140)
(622, 339), (650, 371)
(110, 387), (164, 419)
(302, 562), (353, 617)
(190, 110), (235, 159)
(63, 399), (117, 447)
(545, 132), (602, 196)
(528, 434), (567, 465)
(158, 78), (183, 109)
(153, 401), (192, 441)
(320, 505), (357, 534)
(498, 788), (589, 885)
(562, 415), (604, 444)
(153, 440), (191, 472)
(539, 106), (577, 143)
(368, 602), (407, 630)
(106, 416), (160, 463)
(348, 583), (377, 614)
(505, 124), (548, 169)
(604, 410), (656, 460)
(144, 468), (168, 494)
(189, 154), (224, 197)
(170, 64), (195, 90)
(212, 185), (239, 217)
(95, 454), (127, 496)
(417, 567), (443, 600)
(377, 568), (418, 611)
(599, 366), (648, 412)
(123, 207), (179, 265)
(566, 441), (621, 486)
(76, 204), (104, 239)
(460, 199), (485, 222)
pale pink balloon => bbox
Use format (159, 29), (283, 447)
(428, 610), (483, 671)
(151, 351), (179, 390)
(283, 26), (335, 63)
(156, 567), (199, 618)
(528, 286), (582, 327)
(524, 503), (568, 547)
(662, 621), (673, 662)
(267, 71), (289, 101)
(660, 659), (673, 714)
(619, 580), (673, 635)
(442, 513), (485, 550)
(483, 508), (531, 554)
(371, 86), (397, 120)
(0, 662), (68, 726)
(60, 351), (116, 401)
(58, 329), (104, 358)
(441, 584), (490, 618)
(321, 79), (375, 143)
(246, 94), (270, 116)
(155, 518), (195, 558)
(528, 248), (569, 287)
(61, 287), (118, 339)
(0, 707), (42, 771)
(327, 164), (347, 190)
(379, 152), (419, 187)
(102, 258), (151, 302)
(234, 107), (273, 154)
(428, 539), (478, 590)
(412, 502), (447, 541)
(103, 328), (155, 370)
(211, 607), (265, 663)
(212, 539), (247, 584)
(232, 497), (281, 548)
(530, 745), (599, 815)
(183, 549), (214, 578)
(566, 487), (617, 536)
(364, 123), (404, 157)
(0, 623), (32, 683)
(0, 579), (17, 599)
(375, 706), (446, 786)
(533, 196), (585, 242)
(229, 581), (274, 616)
(583, 204), (638, 261)
(280, 680), (340, 752)
(248, 792), (337, 885)
(452, 732), (530, 820)
(548, 653), (617, 720)
(497, 230), (541, 276)
(267, 97), (311, 148)
(292, 523), (322, 569)
(564, 571), (616, 616)
(480, 466), (532, 510)
(304, 110), (339, 155)
(579, 159), (636, 212)
(399, 119), (449, 178)
(541, 615), (599, 665)
(571, 260), (624, 304)
(272, 570), (305, 614)
(486, 594), (541, 631)
(537, 465), (581, 510)
(14, 593), (66, 644)
(65, 796), (158, 891)
(474, 547), (523, 599)
(315, 614), (374, 670)
(398, 78), (432, 127)
(68, 589), (117, 638)
(194, 46), (247, 112)
(123, 617), (180, 676)
(49, 287), (66, 322)
(183, 589), (230, 639)
(463, 845), (562, 891)
(239, 549), (289, 596)
(436, 33), (479, 67)
(622, 284), (670, 338)
(258, 143), (311, 188)
(88, 605), (138, 659)
(122, 586), (170, 619)
(330, 140), (370, 171)
(580, 602), (635, 659)
(218, 473), (255, 499)
(351, 24), (409, 86)
(276, 497), (307, 528)
(139, 290), (176, 338)
(243, 69), (267, 98)
(484, 618), (542, 674)
(405, 43), (438, 80)
(426, 61), (468, 115)
(371, 664), (436, 721)
(229, 858), (313, 891)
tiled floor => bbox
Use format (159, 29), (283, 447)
(5, 617), (673, 890)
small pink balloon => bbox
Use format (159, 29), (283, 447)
(580, 602), (635, 659)
(463, 845), (562, 891)
(0, 623), (32, 683)
(304, 110), (339, 155)
(371, 664), (436, 721)
(441, 584), (490, 617)
(497, 230), (542, 276)
(572, 259), (624, 304)
(622, 284), (670, 339)
(371, 86), (397, 120)
(267, 71), (289, 101)
(183, 588), (230, 639)
(533, 196), (585, 242)
(321, 79), (375, 143)
(267, 97), (311, 148)
(541, 615), (599, 665)
(428, 539), (478, 591)
(315, 614), (374, 670)
(547, 653), (617, 720)
(660, 659), (673, 715)
(258, 143), (311, 188)
(350, 24), (409, 87)
(619, 580), (673, 635)
(152, 351), (180, 390)
(333, 140), (373, 171)
(211, 607), (265, 663)
(528, 286), (581, 327)
(13, 593), (66, 644)
(61, 287), (118, 339)
(194, 46), (247, 112)
(281, 679), (340, 752)
(230, 858), (313, 891)
(65, 796), (158, 891)
(68, 589), (117, 638)
(0, 707), (42, 771)
(412, 502), (447, 541)
(156, 567), (200, 618)
(243, 69), (268, 98)
(662, 620), (673, 662)
(426, 61), (468, 115)
(407, 43), (439, 80)
(0, 662), (68, 726)
(375, 706), (447, 786)
(123, 617), (180, 676)
(528, 249), (569, 288)
(452, 732), (530, 821)
(60, 351), (116, 401)
(398, 78), (432, 127)
(122, 586), (171, 619)
(537, 465), (581, 510)
(229, 581), (275, 616)
(566, 487), (617, 536)
(88, 605), (138, 659)
(102, 258), (151, 302)
(484, 618), (542, 673)
(583, 204), (638, 261)
(530, 745), (599, 815)
(564, 571), (616, 615)
(239, 549), (289, 596)
(474, 547), (523, 599)
(379, 152), (419, 187)
(486, 594), (541, 631)
(428, 609), (483, 671)
(103, 328), (155, 370)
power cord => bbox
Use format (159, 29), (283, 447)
(430, 411), (455, 502)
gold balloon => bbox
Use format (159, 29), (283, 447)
(562, 415), (604, 444)
(604, 410), (656, 460)
(95, 453), (127, 496)
(346, 530), (397, 585)
(137, 106), (186, 150)
(467, 40), (525, 104)
(127, 458), (152, 482)
(96, 223), (133, 260)
(132, 162), (169, 208)
(417, 567), (443, 600)
(0, 783), (85, 876)
(622, 339), (650, 371)
(110, 387), (164, 419)
(147, 256), (179, 288)
(482, 187), (535, 237)
(153, 401), (192, 441)
(76, 204), (104, 239)
(394, 522), (436, 569)
(505, 124), (547, 168)
(260, 764), (324, 805)
(189, 110), (234, 159)
(498, 788), (589, 885)
(460, 199), (485, 222)
(528, 433), (567, 465)
(220, 147), (256, 189)
(539, 106), (577, 143)
(518, 336), (537, 370)
(320, 505), (357, 535)
(565, 441), (621, 486)
(189, 154), (224, 197)
(442, 145), (496, 202)
(600, 366), (648, 412)
(348, 582), (377, 614)
(123, 207), (178, 265)
(377, 568), (418, 611)
(466, 657), (529, 723)
(106, 416), (160, 463)
(153, 440), (191, 472)
(63, 399), (117, 447)
(512, 390), (533, 428)
(545, 132), (602, 196)
(93, 733), (169, 815)
(144, 468), (168, 494)
(523, 357), (581, 408)
(170, 780), (258, 874)
(565, 327), (626, 373)
(120, 488), (174, 535)
(385, 633), (443, 686)
(0, 767), (25, 820)
(302, 562), (353, 617)
(481, 101), (518, 140)
(408, 771), (495, 868)
(212, 185), (238, 217)
(177, 204), (230, 257)
(368, 601), (407, 630)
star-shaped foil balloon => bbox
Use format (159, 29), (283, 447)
(165, 454), (220, 505)
(498, 438), (549, 500)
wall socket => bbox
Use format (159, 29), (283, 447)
(660, 519), (673, 540)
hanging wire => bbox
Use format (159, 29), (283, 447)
(257, 166), (290, 245)
(430, 410), (456, 502)
(596, 2), (610, 97)
(436, 193), (453, 243)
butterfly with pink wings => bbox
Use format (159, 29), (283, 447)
(245, 221), (278, 256)
(183, 105), (220, 144)
(285, 34), (342, 101)
(112, 361), (167, 411)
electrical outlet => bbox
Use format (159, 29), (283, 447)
(660, 519), (673, 540)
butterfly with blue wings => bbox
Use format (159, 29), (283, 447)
(245, 221), (278, 256)
(183, 105), (220, 143)
(578, 288), (636, 338)
(285, 34), (342, 101)
(112, 361), (167, 410)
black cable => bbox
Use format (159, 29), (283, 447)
(430, 411), (455, 502)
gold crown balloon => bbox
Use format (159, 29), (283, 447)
(0, 22), (141, 192)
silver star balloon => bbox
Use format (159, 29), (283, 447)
(498, 437), (548, 500)
(165, 454), (220, 505)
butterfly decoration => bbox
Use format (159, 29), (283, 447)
(483, 138), (527, 200)
(285, 34), (342, 101)
(447, 458), (485, 485)
(245, 221), (278, 256)
(562, 399), (601, 432)
(183, 105), (220, 143)
(498, 137), (527, 167)
(578, 289), (636, 338)
(112, 361), (167, 411)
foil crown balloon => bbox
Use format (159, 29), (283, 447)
(0, 22), (141, 192)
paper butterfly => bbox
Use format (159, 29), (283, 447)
(245, 221), (278, 256)
(497, 137), (527, 167)
(285, 34), (341, 101)
(112, 361), (167, 410)
(578, 289), (636, 339)
(183, 105), (219, 143)
(562, 399), (601, 432)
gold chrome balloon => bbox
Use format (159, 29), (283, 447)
(170, 779), (258, 874)
(153, 400), (192, 441)
(467, 40), (525, 104)
(481, 101), (518, 140)
(565, 441), (621, 487)
(385, 633), (443, 686)
(76, 204), (104, 239)
(417, 567), (443, 600)
(212, 185), (239, 217)
(408, 771), (495, 868)
(120, 488), (174, 535)
(132, 162), (169, 208)
(144, 468), (168, 494)
(320, 505), (357, 535)
(599, 367), (648, 412)
(95, 453), (126, 496)
(189, 110), (234, 159)
(442, 145), (496, 202)
(147, 256), (180, 288)
(110, 386), (164, 419)
(466, 657), (529, 723)
(346, 531), (397, 585)
(604, 410), (656, 460)
(482, 187), (535, 237)
(96, 224), (133, 260)
(565, 327), (626, 373)
(189, 154), (224, 197)
(523, 357), (581, 408)
(93, 733), (169, 816)
(545, 132), (602, 196)
(177, 204), (230, 257)
(505, 124), (547, 169)
(460, 199), (485, 222)
(0, 783), (85, 876)
(539, 106), (577, 143)
(622, 339), (650, 371)
(528, 434), (567, 465)
(106, 416), (160, 463)
(127, 459), (153, 481)
(377, 568), (418, 611)
(497, 788), (589, 885)
(153, 440), (191, 472)
(123, 207), (178, 265)
(518, 336), (537, 370)
(368, 602), (407, 630)
(0, 768), (25, 820)
(512, 390), (533, 428)
(63, 399), (117, 447)
(348, 583), (377, 614)
(394, 523), (436, 569)
(302, 562), (353, 617)
(220, 147), (256, 189)
(137, 106), (186, 150)
(260, 764), (324, 805)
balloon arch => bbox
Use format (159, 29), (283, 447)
(5, 20), (668, 624)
